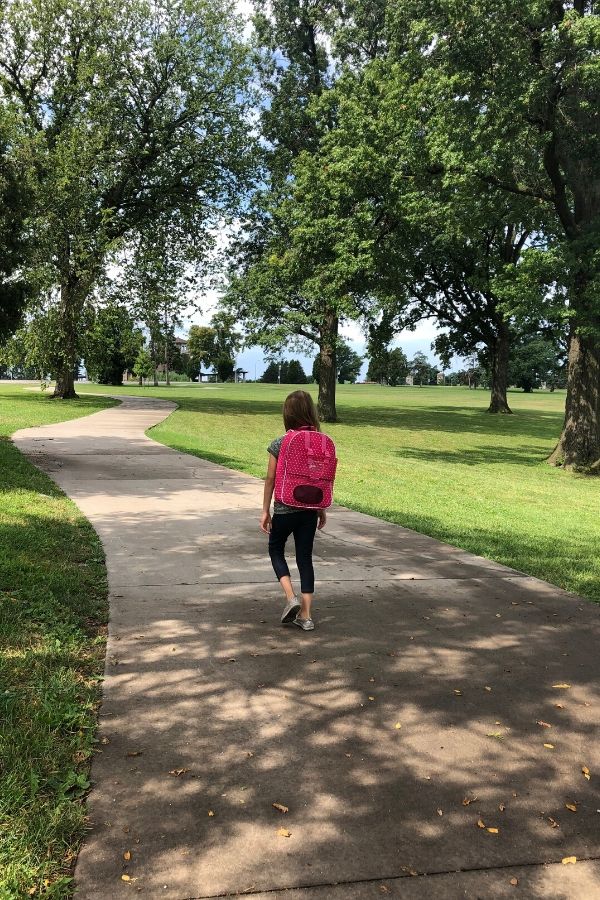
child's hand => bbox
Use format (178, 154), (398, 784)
(318, 510), (327, 530)
(260, 511), (272, 534)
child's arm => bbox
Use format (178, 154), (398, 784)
(260, 453), (277, 533)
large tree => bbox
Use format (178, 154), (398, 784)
(385, 0), (600, 468)
(0, 0), (252, 397)
(84, 304), (142, 385)
(226, 0), (354, 421)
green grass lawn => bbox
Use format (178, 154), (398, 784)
(78, 381), (600, 603)
(0, 385), (116, 898)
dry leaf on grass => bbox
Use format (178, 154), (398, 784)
(582, 766), (591, 780)
(565, 802), (577, 812)
(277, 827), (292, 838)
(272, 803), (289, 814)
(562, 856), (577, 865)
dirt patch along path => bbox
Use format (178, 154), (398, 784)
(13, 396), (600, 899)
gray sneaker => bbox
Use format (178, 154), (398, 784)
(281, 597), (301, 624)
(294, 616), (315, 631)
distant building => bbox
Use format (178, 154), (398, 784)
(405, 375), (414, 386)
(436, 371), (445, 385)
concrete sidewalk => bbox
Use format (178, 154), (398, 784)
(13, 396), (600, 899)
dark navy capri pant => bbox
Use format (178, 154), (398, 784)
(268, 510), (319, 594)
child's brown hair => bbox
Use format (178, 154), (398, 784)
(283, 390), (320, 431)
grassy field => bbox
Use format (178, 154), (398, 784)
(0, 385), (116, 898)
(76, 381), (600, 603)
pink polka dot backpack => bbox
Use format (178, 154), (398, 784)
(274, 426), (338, 509)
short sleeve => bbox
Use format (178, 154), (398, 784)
(268, 436), (283, 458)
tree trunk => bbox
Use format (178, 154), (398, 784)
(54, 368), (77, 399)
(53, 277), (80, 399)
(548, 330), (600, 471)
(487, 329), (512, 414)
(318, 312), (338, 422)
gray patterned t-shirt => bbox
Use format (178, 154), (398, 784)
(268, 435), (296, 514)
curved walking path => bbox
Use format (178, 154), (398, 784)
(13, 397), (600, 899)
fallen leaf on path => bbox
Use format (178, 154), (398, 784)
(436, 808), (443, 816)
(394, 722), (402, 729)
(487, 827), (499, 834)
(272, 803), (289, 814)
(368, 696), (375, 701)
(477, 819), (486, 829)
(100, 737), (110, 745)
(123, 851), (131, 861)
(345, 753), (352, 758)
(400, 866), (418, 876)
(499, 804), (506, 812)
(245, 751), (254, 758)
(126, 750), (142, 757)
(555, 703), (565, 709)
(453, 689), (462, 695)
(121, 875), (131, 882)
(582, 766), (591, 780)
(462, 796), (478, 806)
(536, 720), (552, 728)
(277, 827), (292, 838)
(553, 683), (571, 689)
(487, 732), (503, 739)
(562, 856), (577, 865)
(484, 686), (492, 692)
(379, 886), (390, 894)
(565, 802), (577, 812)
(208, 810), (215, 817)
(547, 817), (559, 828)
(510, 878), (518, 886)
(169, 768), (189, 777)
(369, 677), (375, 683)
(544, 743), (555, 749)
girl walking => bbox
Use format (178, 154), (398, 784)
(260, 390), (335, 631)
